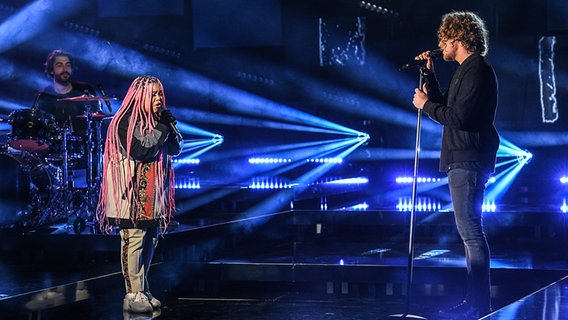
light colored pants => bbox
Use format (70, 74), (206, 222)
(120, 227), (159, 294)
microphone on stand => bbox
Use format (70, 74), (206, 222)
(159, 107), (183, 141)
(399, 48), (442, 70)
(97, 84), (113, 113)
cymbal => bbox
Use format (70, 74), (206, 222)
(58, 94), (117, 102)
(76, 112), (114, 119)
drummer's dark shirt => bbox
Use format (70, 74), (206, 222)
(33, 81), (96, 135)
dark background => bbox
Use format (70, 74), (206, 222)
(0, 0), (567, 216)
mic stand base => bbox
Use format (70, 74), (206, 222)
(385, 313), (428, 319)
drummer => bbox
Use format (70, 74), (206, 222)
(32, 49), (98, 136)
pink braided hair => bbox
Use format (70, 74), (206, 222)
(97, 76), (175, 233)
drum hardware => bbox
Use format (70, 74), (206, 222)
(0, 148), (62, 230)
(68, 104), (113, 234)
(4, 99), (113, 233)
(47, 125), (74, 229)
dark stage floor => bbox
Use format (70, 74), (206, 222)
(1, 209), (568, 319)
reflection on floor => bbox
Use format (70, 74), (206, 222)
(0, 209), (567, 319)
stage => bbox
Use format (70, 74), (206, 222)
(1, 206), (567, 319)
(0, 1), (567, 319)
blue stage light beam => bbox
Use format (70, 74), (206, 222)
(179, 108), (361, 135)
(0, 0), (88, 54)
(379, 135), (531, 213)
(498, 131), (568, 148)
(2, 9), (367, 144)
(349, 147), (441, 161)
(23, 27), (362, 139)
(0, 57), (17, 81)
(204, 83), (362, 135)
(179, 136), (369, 230)
(485, 155), (531, 203)
(175, 136), (368, 210)
(186, 139), (352, 186)
(495, 157), (522, 168)
(174, 187), (239, 215)
(217, 47), (438, 133)
(0, 97), (29, 112)
(310, 82), (441, 133)
(285, 137), (364, 162)
(234, 138), (368, 222)
(201, 138), (364, 183)
(212, 138), (353, 163)
(381, 177), (449, 205)
(178, 139), (216, 151)
(498, 136), (527, 156)
(234, 137), (366, 185)
(183, 141), (223, 160)
(167, 108), (219, 138)
(0, 57), (50, 105)
(241, 138), (365, 176)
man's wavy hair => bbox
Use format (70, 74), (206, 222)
(438, 11), (489, 56)
(44, 49), (75, 78)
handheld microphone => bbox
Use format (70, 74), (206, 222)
(399, 49), (442, 70)
(159, 107), (183, 141)
(97, 84), (113, 113)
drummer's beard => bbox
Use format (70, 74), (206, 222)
(54, 72), (71, 85)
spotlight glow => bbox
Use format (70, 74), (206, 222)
(249, 158), (292, 164)
(349, 202), (369, 210)
(326, 177), (369, 185)
(482, 201), (497, 213)
(396, 176), (442, 184)
(306, 158), (343, 164)
(173, 158), (200, 165)
(175, 177), (200, 189)
(397, 197), (442, 212)
(249, 177), (295, 190)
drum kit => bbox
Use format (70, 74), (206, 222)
(0, 95), (114, 233)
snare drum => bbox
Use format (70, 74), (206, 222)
(8, 108), (55, 152)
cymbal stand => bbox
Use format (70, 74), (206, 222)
(72, 104), (102, 233)
(36, 125), (72, 228)
(85, 109), (94, 190)
(61, 125), (71, 218)
(94, 115), (104, 186)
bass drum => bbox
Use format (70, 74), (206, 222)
(0, 148), (61, 228)
(7, 108), (55, 152)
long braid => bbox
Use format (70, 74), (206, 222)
(97, 76), (174, 233)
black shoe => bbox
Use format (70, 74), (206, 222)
(438, 300), (482, 319)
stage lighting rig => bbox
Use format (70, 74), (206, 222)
(212, 134), (224, 144)
(358, 1), (399, 17)
(143, 43), (181, 59)
(517, 150), (533, 165)
(357, 132), (370, 143)
(63, 21), (100, 36)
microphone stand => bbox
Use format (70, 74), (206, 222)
(386, 65), (428, 320)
